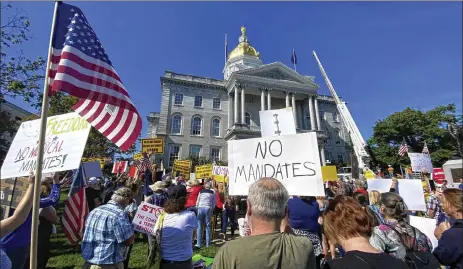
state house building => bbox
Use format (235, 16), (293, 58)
(148, 27), (350, 168)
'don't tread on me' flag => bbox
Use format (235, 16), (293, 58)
(48, 2), (141, 151)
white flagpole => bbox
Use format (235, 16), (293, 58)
(30, 2), (59, 268)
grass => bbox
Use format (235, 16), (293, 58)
(46, 191), (219, 269)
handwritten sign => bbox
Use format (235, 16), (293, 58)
(408, 153), (433, 173)
(228, 132), (324, 196)
(133, 153), (143, 161)
(173, 160), (191, 180)
(195, 165), (213, 179)
(1, 113), (91, 179)
(141, 138), (164, 154)
(212, 165), (229, 183)
(132, 202), (164, 235)
(259, 108), (296, 137)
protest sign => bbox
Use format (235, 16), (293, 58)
(133, 153), (143, 161)
(228, 132), (324, 196)
(141, 138), (164, 154)
(408, 153), (433, 173)
(132, 202), (164, 235)
(432, 168), (445, 184)
(195, 165), (213, 179)
(82, 157), (105, 168)
(82, 161), (103, 178)
(367, 179), (393, 193)
(112, 161), (128, 174)
(409, 216), (438, 250)
(259, 108), (296, 137)
(173, 160), (191, 180)
(212, 165), (228, 183)
(1, 113), (91, 179)
(364, 170), (376, 179)
(397, 179), (426, 211)
(321, 166), (338, 182)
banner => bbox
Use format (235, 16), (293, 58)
(173, 160), (191, 180)
(321, 166), (338, 182)
(1, 112), (91, 179)
(259, 108), (296, 137)
(132, 202), (164, 235)
(82, 157), (105, 168)
(408, 153), (433, 173)
(195, 165), (213, 179)
(228, 133), (325, 196)
(141, 138), (164, 154)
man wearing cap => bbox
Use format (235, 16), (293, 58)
(82, 187), (136, 269)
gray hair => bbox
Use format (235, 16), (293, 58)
(111, 193), (127, 204)
(248, 177), (289, 221)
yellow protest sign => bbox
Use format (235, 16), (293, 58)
(133, 153), (143, 161)
(212, 175), (228, 183)
(82, 157), (105, 168)
(195, 165), (213, 179)
(173, 160), (191, 180)
(364, 170), (375, 179)
(321, 166), (338, 182)
(141, 138), (164, 154)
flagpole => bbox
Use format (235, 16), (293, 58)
(30, 2), (59, 268)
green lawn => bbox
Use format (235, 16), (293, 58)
(46, 191), (219, 269)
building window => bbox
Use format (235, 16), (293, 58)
(245, 112), (251, 125)
(171, 114), (182, 134)
(338, 154), (344, 163)
(326, 151), (333, 162)
(320, 111), (326, 121)
(335, 129), (341, 145)
(211, 118), (220, 137)
(213, 98), (221, 109)
(194, 96), (203, 107)
(190, 145), (202, 158)
(174, 93), (183, 105)
(211, 147), (221, 162)
(191, 116), (202, 136)
(168, 144), (181, 167)
(333, 112), (340, 123)
(305, 114), (312, 130)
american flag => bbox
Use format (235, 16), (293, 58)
(49, 2), (141, 151)
(422, 141), (429, 154)
(135, 152), (153, 172)
(59, 170), (75, 188)
(398, 139), (409, 156)
(62, 165), (88, 244)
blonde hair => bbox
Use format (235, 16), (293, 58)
(442, 188), (463, 214)
(369, 190), (381, 205)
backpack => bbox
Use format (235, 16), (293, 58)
(384, 224), (441, 269)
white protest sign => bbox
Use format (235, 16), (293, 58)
(132, 202), (164, 235)
(1, 112), (91, 179)
(367, 179), (393, 193)
(397, 179), (426, 211)
(212, 166), (229, 176)
(409, 216), (438, 250)
(408, 153), (433, 173)
(259, 108), (296, 137)
(228, 132), (324, 196)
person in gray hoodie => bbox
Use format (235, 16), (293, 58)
(195, 181), (216, 248)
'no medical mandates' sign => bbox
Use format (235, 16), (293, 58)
(1, 112), (91, 179)
(228, 132), (325, 196)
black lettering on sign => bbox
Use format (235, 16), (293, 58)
(255, 140), (283, 159)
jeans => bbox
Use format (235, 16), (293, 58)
(4, 244), (30, 269)
(222, 209), (235, 236)
(196, 207), (212, 247)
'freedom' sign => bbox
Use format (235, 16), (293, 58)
(228, 132), (325, 196)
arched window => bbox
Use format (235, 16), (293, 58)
(191, 116), (202, 136)
(245, 112), (251, 126)
(211, 118), (221, 137)
(171, 114), (182, 134)
(324, 127), (333, 145)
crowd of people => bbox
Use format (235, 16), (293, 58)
(0, 166), (462, 269)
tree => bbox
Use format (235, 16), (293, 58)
(368, 104), (459, 169)
(0, 3), (45, 163)
(47, 92), (136, 159)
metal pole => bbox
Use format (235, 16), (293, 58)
(30, 2), (59, 268)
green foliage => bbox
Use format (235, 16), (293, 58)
(368, 104), (459, 168)
(48, 92), (136, 160)
(0, 106), (17, 164)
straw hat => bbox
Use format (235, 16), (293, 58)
(149, 181), (166, 192)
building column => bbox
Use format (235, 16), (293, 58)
(228, 93), (232, 129)
(291, 93), (297, 127)
(241, 87), (245, 124)
(234, 87), (239, 124)
(314, 95), (321, 130)
(285, 91), (290, 108)
(267, 90), (272, 110)
(320, 147), (326, 166)
(308, 95), (316, 130)
(260, 89), (265, 111)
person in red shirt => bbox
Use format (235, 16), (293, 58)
(185, 179), (203, 214)
(354, 180), (368, 196)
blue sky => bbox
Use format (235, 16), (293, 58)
(3, 1), (462, 140)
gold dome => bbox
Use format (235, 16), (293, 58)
(228, 26), (260, 60)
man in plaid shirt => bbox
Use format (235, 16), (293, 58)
(82, 187), (135, 269)
(426, 188), (444, 220)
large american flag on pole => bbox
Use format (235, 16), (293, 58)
(62, 165), (88, 244)
(49, 2), (141, 151)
